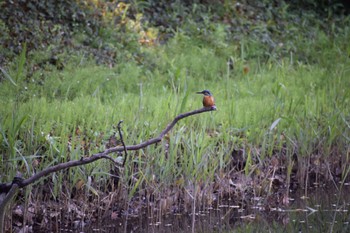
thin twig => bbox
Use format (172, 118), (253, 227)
(117, 120), (128, 166)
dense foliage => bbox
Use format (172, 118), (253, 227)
(1, 0), (349, 67)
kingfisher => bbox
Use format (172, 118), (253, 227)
(196, 90), (216, 109)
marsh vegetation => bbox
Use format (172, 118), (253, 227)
(0, 0), (349, 232)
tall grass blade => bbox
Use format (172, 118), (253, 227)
(15, 43), (27, 83)
(270, 118), (281, 131)
(0, 67), (17, 86)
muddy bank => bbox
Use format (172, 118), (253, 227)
(5, 150), (349, 232)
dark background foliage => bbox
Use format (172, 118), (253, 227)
(0, 0), (349, 68)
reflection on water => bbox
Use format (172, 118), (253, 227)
(83, 185), (350, 233)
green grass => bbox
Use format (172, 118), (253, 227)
(0, 17), (350, 214)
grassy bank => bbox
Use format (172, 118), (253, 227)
(1, 0), (350, 230)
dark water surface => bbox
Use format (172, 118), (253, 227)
(82, 185), (350, 233)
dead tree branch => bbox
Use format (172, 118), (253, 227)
(0, 107), (215, 193)
(105, 106), (215, 152)
(0, 106), (215, 232)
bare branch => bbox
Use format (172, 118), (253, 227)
(24, 154), (116, 187)
(106, 107), (216, 152)
(0, 107), (215, 193)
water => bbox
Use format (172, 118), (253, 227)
(82, 186), (350, 233)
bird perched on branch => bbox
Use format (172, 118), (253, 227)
(196, 90), (216, 109)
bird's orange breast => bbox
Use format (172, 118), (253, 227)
(203, 96), (215, 107)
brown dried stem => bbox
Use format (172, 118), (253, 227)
(117, 120), (128, 166)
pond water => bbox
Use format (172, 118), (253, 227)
(81, 185), (350, 233)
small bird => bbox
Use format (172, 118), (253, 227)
(196, 90), (216, 109)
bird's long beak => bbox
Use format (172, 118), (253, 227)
(196, 91), (203, 94)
